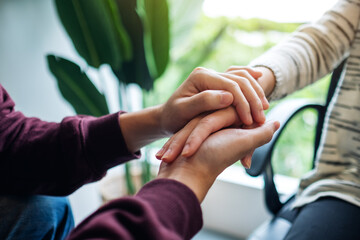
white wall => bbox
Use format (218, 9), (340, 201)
(0, 0), (102, 224)
(0, 1), (297, 237)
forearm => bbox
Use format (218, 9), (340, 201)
(0, 112), (138, 195)
(250, 0), (359, 100)
(119, 104), (166, 153)
(0, 85), (139, 195)
(67, 179), (203, 240)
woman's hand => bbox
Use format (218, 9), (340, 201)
(119, 66), (269, 153)
(157, 121), (280, 202)
(226, 66), (276, 98)
(159, 67), (269, 136)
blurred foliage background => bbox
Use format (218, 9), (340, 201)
(51, 0), (331, 180)
(145, 14), (331, 179)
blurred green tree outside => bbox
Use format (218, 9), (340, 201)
(145, 14), (330, 179)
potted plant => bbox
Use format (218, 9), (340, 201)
(47, 0), (225, 198)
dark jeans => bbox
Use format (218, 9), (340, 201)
(284, 197), (360, 240)
(0, 195), (74, 240)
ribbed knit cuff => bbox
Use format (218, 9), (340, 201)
(250, 61), (287, 101)
(81, 112), (141, 176)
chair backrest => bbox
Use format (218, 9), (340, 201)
(246, 59), (347, 215)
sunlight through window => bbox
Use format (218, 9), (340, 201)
(203, 0), (338, 23)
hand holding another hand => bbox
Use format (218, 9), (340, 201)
(156, 67), (272, 167)
(159, 67), (269, 136)
(157, 121), (280, 202)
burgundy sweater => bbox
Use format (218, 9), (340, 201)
(0, 84), (203, 239)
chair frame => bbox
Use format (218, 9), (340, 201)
(246, 60), (346, 215)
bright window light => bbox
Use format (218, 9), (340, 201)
(203, 0), (338, 23)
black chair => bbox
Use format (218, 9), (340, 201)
(246, 60), (346, 240)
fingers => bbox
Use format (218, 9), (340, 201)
(156, 117), (201, 163)
(182, 107), (240, 158)
(240, 151), (254, 169)
(220, 72), (267, 124)
(218, 121), (279, 167)
(226, 70), (269, 110)
(188, 67), (259, 125)
(177, 90), (234, 117)
(241, 121), (280, 150)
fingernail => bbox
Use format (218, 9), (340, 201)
(242, 158), (252, 169)
(246, 116), (253, 126)
(155, 147), (166, 160)
(181, 144), (190, 156)
(262, 97), (269, 109)
(274, 121), (280, 131)
(161, 149), (172, 162)
(258, 109), (266, 122)
(244, 160), (251, 169)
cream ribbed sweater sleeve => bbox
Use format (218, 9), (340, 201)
(250, 0), (360, 100)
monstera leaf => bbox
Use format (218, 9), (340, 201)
(113, 0), (152, 90)
(55, 0), (131, 70)
(47, 55), (109, 117)
(138, 0), (170, 80)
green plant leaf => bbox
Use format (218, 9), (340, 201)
(47, 55), (109, 117)
(113, 0), (153, 90)
(55, 0), (131, 69)
(138, 0), (170, 79)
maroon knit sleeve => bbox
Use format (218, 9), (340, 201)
(67, 179), (203, 240)
(0, 84), (140, 195)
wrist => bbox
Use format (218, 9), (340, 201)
(154, 103), (169, 137)
(118, 105), (166, 153)
(157, 157), (216, 202)
(254, 66), (276, 97)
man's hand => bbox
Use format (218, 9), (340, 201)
(156, 106), (240, 162)
(157, 121), (280, 202)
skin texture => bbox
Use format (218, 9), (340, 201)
(156, 66), (276, 166)
(119, 66), (278, 202)
(119, 67), (269, 153)
(227, 66), (276, 98)
(157, 121), (280, 202)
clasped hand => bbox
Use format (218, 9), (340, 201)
(157, 66), (274, 168)
(155, 66), (279, 202)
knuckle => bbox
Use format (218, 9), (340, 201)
(199, 117), (214, 127)
(193, 67), (207, 75)
(169, 137), (182, 148)
(227, 65), (240, 72)
(198, 91), (215, 107)
(249, 96), (263, 109)
(228, 80), (240, 91)
(237, 69), (248, 75)
(187, 134), (200, 146)
(237, 76), (250, 85)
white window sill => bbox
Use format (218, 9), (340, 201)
(201, 165), (300, 239)
(217, 165), (300, 196)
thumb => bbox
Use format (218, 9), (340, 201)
(179, 90), (233, 118)
(246, 121), (280, 148)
